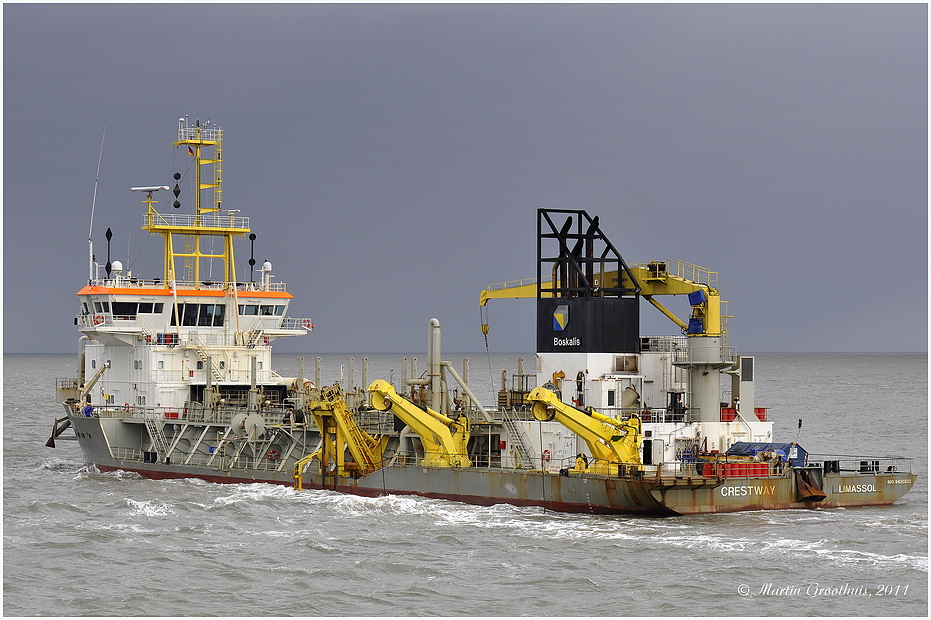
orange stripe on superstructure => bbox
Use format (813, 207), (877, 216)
(75, 285), (294, 299)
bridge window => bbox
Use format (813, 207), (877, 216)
(170, 303), (225, 327)
(238, 304), (284, 316)
(109, 302), (165, 318)
(112, 302), (138, 318)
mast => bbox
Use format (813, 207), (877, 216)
(143, 118), (248, 290)
(88, 126), (106, 282)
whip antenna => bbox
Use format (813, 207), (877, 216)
(88, 125), (106, 282)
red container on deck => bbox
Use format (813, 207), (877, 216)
(749, 463), (767, 476)
(724, 463), (748, 477)
(755, 408), (767, 421)
(721, 408), (737, 421)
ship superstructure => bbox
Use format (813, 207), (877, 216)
(54, 119), (311, 454)
(49, 120), (915, 515)
(479, 210), (772, 474)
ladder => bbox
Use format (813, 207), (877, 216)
(188, 335), (225, 382)
(144, 416), (171, 460)
(501, 410), (535, 469)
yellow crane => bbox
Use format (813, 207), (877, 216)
(480, 261), (723, 337)
(293, 385), (388, 490)
(368, 380), (472, 468)
(527, 387), (641, 476)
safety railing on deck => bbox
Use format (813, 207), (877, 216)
(77, 314), (304, 336)
(110, 446), (294, 473)
(85, 276), (287, 292)
(143, 211), (250, 231)
(672, 347), (738, 366)
(72, 402), (293, 426)
(807, 454), (913, 475)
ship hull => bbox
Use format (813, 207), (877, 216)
(73, 412), (914, 516)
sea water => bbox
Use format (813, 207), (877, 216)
(3, 352), (927, 616)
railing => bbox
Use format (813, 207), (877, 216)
(807, 454), (913, 475)
(143, 212), (249, 231)
(639, 335), (688, 352)
(109, 446), (293, 473)
(73, 403), (292, 426)
(634, 260), (718, 287)
(178, 124), (221, 142)
(277, 317), (314, 331)
(355, 410), (395, 435)
(77, 317), (306, 344)
(672, 346), (738, 366)
(483, 276), (543, 292)
(57, 377), (80, 391)
(602, 406), (699, 424)
(85, 276), (287, 292)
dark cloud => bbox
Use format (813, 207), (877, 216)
(4, 3), (927, 353)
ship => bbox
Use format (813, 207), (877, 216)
(47, 119), (916, 515)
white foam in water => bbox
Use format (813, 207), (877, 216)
(211, 482), (295, 506)
(125, 498), (177, 517)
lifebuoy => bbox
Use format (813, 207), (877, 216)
(267, 449), (280, 461)
(542, 449), (551, 463)
(123, 403), (130, 412)
(93, 315), (104, 325)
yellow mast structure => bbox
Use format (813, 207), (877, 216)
(142, 118), (249, 290)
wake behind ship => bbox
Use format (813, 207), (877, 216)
(48, 119), (916, 515)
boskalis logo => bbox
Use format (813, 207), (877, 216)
(553, 304), (569, 331)
(553, 304), (580, 346)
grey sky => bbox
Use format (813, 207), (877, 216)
(4, 3), (927, 354)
